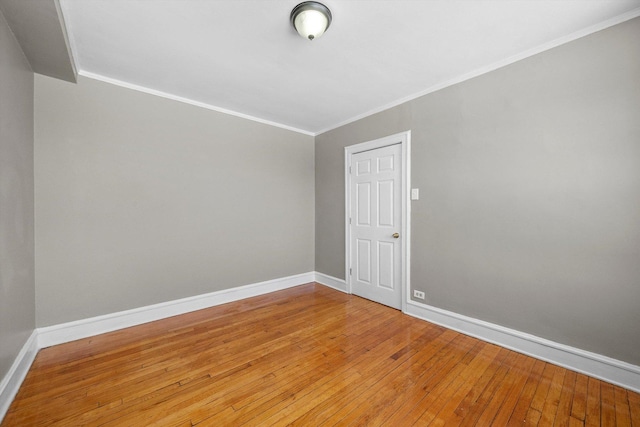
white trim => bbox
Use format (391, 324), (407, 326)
(314, 272), (347, 293)
(405, 300), (640, 393)
(38, 272), (315, 348)
(314, 7), (640, 136)
(2, 275), (639, 421)
(344, 131), (411, 312)
(68, 9), (640, 138)
(0, 330), (38, 423)
(403, 135), (411, 314)
(77, 71), (315, 137)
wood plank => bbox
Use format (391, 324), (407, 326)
(286, 328), (458, 426)
(601, 381), (617, 426)
(613, 385), (631, 427)
(383, 335), (484, 426)
(525, 407), (543, 426)
(531, 362), (558, 412)
(570, 416), (585, 427)
(455, 351), (517, 426)
(452, 347), (510, 422)
(270, 325), (448, 426)
(2, 283), (639, 427)
(629, 389), (640, 427)
(489, 354), (537, 426)
(506, 358), (546, 426)
(585, 377), (602, 427)
(85, 299), (387, 425)
(339, 335), (480, 426)
(192, 328), (412, 425)
(539, 365), (567, 425)
(414, 342), (499, 427)
(572, 373), (589, 421)
(555, 371), (578, 427)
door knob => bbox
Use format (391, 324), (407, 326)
(392, 233), (400, 238)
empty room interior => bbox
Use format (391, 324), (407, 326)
(1, 0), (639, 425)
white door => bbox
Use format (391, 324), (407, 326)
(349, 143), (402, 309)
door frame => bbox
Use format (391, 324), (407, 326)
(344, 130), (411, 313)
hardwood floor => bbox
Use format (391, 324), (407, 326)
(3, 283), (638, 426)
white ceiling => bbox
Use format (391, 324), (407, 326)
(59, 0), (640, 135)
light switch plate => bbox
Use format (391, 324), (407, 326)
(411, 188), (419, 200)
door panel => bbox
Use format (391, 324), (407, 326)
(357, 239), (371, 283)
(378, 180), (394, 226)
(378, 241), (394, 289)
(356, 158), (371, 175)
(356, 183), (371, 225)
(350, 143), (402, 309)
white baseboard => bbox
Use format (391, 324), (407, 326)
(38, 272), (315, 349)
(4, 272), (639, 424)
(405, 300), (640, 393)
(0, 330), (38, 423)
(314, 272), (347, 293)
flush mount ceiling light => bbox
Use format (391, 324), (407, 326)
(290, 1), (332, 40)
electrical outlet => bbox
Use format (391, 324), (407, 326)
(413, 290), (425, 300)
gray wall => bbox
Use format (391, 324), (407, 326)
(0, 10), (35, 379)
(35, 75), (315, 327)
(315, 18), (640, 365)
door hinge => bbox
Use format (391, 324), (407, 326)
(349, 165), (352, 174)
(349, 267), (352, 276)
(349, 217), (352, 225)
